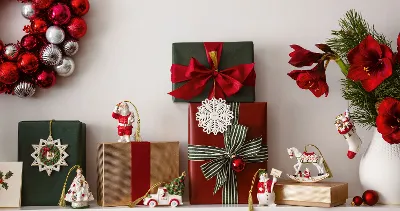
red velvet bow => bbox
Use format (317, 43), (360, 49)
(42, 147), (50, 156)
(168, 42), (255, 100)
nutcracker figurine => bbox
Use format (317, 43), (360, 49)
(335, 109), (362, 159)
(248, 168), (282, 210)
(58, 165), (94, 209)
(112, 101), (141, 142)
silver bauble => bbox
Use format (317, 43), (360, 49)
(63, 40), (79, 56)
(45, 26), (65, 44)
(14, 81), (36, 98)
(21, 3), (35, 19)
(55, 57), (75, 77)
(40, 44), (62, 66)
(4, 44), (19, 60)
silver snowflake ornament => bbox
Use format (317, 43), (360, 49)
(196, 98), (234, 135)
(31, 136), (69, 176)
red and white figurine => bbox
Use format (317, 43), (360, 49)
(257, 168), (282, 207)
(335, 109), (362, 159)
(112, 102), (135, 142)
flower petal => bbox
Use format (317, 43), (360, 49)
(378, 97), (399, 115)
(288, 45), (322, 67)
(380, 44), (393, 63)
(377, 114), (397, 135)
(382, 130), (400, 144)
(347, 65), (370, 81)
(309, 80), (329, 97)
(361, 76), (385, 92)
(376, 58), (393, 81)
(363, 35), (382, 58)
(287, 70), (305, 80)
(315, 44), (333, 53)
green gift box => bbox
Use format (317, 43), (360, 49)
(18, 120), (86, 206)
(169, 41), (256, 102)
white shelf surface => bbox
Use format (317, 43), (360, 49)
(4, 200), (400, 211)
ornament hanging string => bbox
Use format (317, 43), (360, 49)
(116, 100), (141, 142)
(58, 165), (81, 207)
(304, 144), (333, 178)
(49, 119), (54, 137)
(247, 169), (266, 211)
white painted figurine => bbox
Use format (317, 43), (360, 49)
(112, 102), (135, 142)
(143, 187), (183, 208)
(335, 109), (362, 159)
(287, 145), (332, 182)
(257, 169), (282, 206)
(64, 168), (94, 209)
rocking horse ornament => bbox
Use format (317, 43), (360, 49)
(286, 144), (332, 182)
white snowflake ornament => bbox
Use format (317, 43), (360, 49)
(31, 136), (69, 176)
(196, 98), (234, 135)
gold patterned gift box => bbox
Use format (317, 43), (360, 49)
(274, 180), (348, 207)
(96, 142), (180, 207)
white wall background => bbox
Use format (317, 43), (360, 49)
(1, 0), (398, 200)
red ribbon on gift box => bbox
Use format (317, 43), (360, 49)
(168, 42), (256, 100)
(130, 142), (151, 203)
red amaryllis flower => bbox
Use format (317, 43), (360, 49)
(347, 35), (393, 92)
(288, 62), (329, 97)
(289, 45), (323, 67)
(376, 97), (400, 144)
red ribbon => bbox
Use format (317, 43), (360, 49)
(41, 147), (50, 156)
(131, 142), (151, 203)
(168, 42), (256, 100)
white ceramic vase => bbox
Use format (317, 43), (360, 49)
(359, 127), (400, 204)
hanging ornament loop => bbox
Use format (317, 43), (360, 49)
(116, 101), (141, 142)
(58, 165), (81, 207)
(304, 144), (333, 178)
(49, 119), (54, 138)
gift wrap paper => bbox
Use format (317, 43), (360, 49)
(97, 142), (179, 207)
(172, 42), (255, 102)
(274, 180), (348, 207)
(188, 102), (267, 204)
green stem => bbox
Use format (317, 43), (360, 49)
(335, 57), (348, 76)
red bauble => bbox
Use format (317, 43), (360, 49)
(32, 0), (54, 10)
(362, 190), (379, 206)
(231, 156), (246, 172)
(36, 70), (56, 88)
(18, 53), (39, 74)
(0, 62), (19, 84)
(48, 3), (71, 25)
(352, 196), (363, 206)
(70, 0), (90, 16)
(21, 35), (39, 51)
(31, 18), (48, 33)
(0, 40), (4, 53)
(67, 17), (87, 39)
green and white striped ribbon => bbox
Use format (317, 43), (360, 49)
(188, 102), (268, 204)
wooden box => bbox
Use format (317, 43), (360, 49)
(274, 180), (348, 207)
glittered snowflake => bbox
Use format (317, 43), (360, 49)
(195, 98), (234, 135)
(31, 136), (69, 176)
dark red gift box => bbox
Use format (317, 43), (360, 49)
(188, 102), (268, 204)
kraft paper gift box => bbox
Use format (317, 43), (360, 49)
(18, 120), (86, 206)
(97, 141), (179, 207)
(188, 102), (268, 204)
(170, 41), (256, 102)
(274, 180), (348, 207)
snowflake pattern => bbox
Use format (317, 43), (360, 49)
(195, 98), (234, 135)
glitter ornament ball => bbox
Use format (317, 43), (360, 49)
(31, 17), (48, 33)
(63, 40), (79, 56)
(36, 70), (56, 88)
(362, 190), (379, 206)
(0, 62), (19, 84)
(46, 26), (65, 44)
(70, 0), (90, 16)
(231, 156), (245, 172)
(55, 57), (75, 77)
(14, 81), (36, 98)
(67, 17), (87, 39)
(21, 35), (39, 50)
(3, 44), (19, 61)
(32, 0), (54, 10)
(21, 2), (35, 19)
(48, 3), (71, 25)
(18, 52), (39, 74)
(40, 44), (62, 66)
(352, 196), (363, 206)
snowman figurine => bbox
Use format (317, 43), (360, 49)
(257, 170), (279, 206)
(64, 168), (94, 208)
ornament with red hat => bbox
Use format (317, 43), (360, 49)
(335, 109), (362, 159)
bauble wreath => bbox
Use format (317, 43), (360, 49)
(0, 0), (90, 98)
